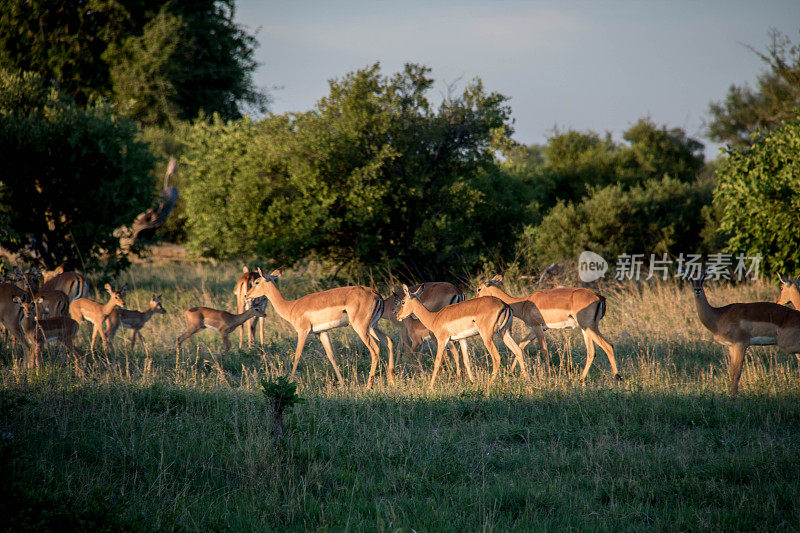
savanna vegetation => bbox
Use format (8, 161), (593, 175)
(1, 2), (800, 528)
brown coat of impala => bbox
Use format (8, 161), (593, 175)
(245, 268), (393, 388)
(105, 294), (166, 349)
(69, 283), (126, 351)
(41, 267), (89, 301)
(176, 296), (268, 355)
(395, 285), (528, 388)
(476, 274), (619, 380)
(11, 268), (70, 319)
(234, 266), (264, 348)
(381, 282), (464, 352)
(0, 282), (28, 346)
(14, 297), (80, 368)
(695, 275), (800, 395)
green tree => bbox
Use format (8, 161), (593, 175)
(708, 28), (800, 147)
(0, 70), (156, 271)
(0, 0), (266, 126)
(714, 118), (800, 275)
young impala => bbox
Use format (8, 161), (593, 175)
(476, 274), (620, 380)
(14, 297), (80, 368)
(69, 284), (127, 352)
(245, 268), (393, 388)
(693, 272), (800, 395)
(105, 294), (167, 349)
(176, 296), (269, 355)
(234, 266), (264, 348)
(395, 284), (528, 388)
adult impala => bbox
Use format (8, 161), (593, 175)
(395, 284), (528, 387)
(245, 268), (393, 388)
(234, 266), (264, 348)
(0, 281), (27, 346)
(69, 284), (126, 352)
(105, 294), (167, 349)
(41, 266), (89, 301)
(476, 274), (619, 380)
(176, 296), (268, 355)
(694, 273), (800, 395)
(14, 297), (80, 368)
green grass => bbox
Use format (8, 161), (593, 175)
(1, 262), (799, 531)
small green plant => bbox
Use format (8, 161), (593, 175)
(261, 376), (304, 443)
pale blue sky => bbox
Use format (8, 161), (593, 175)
(235, 1), (800, 160)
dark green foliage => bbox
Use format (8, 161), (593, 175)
(0, 0), (266, 126)
(708, 28), (800, 147)
(714, 118), (800, 275)
(0, 70), (156, 271)
(522, 176), (712, 266)
(181, 63), (530, 278)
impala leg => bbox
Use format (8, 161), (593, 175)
(370, 326), (394, 383)
(90, 325), (101, 353)
(480, 332), (502, 382)
(318, 331), (345, 386)
(429, 340), (448, 388)
(502, 329), (528, 378)
(221, 332), (231, 354)
(728, 343), (747, 396)
(459, 339), (475, 382)
(586, 327), (620, 379)
(354, 325), (381, 388)
(130, 330), (138, 350)
(176, 326), (201, 354)
(579, 330), (596, 380)
(290, 329), (311, 382)
(446, 341), (461, 377)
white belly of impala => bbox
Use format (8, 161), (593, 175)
(750, 336), (777, 345)
(313, 315), (349, 333)
(451, 326), (480, 341)
(545, 318), (578, 329)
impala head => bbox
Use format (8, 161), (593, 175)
(395, 284), (424, 321)
(249, 296), (269, 316)
(476, 274), (503, 297)
(13, 296), (44, 319)
(106, 283), (127, 308)
(42, 265), (64, 283)
(245, 268), (281, 300)
(690, 271), (707, 295)
(12, 267), (40, 292)
(149, 294), (167, 314)
(776, 274), (800, 306)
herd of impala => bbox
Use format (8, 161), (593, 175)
(2, 263), (800, 395)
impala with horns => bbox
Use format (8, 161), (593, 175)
(395, 284), (528, 387)
(105, 294), (167, 349)
(234, 266), (265, 348)
(476, 274), (619, 380)
(176, 296), (268, 355)
(41, 266), (89, 301)
(693, 272), (800, 396)
(777, 274), (800, 309)
(381, 282), (464, 361)
(245, 268), (393, 388)
(69, 284), (126, 352)
(14, 297), (80, 368)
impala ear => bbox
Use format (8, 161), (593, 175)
(121, 284), (127, 293)
(55, 265), (64, 275)
(779, 274), (789, 284)
(270, 269), (281, 278)
(242, 265), (249, 273)
(490, 274), (503, 284)
(402, 284), (410, 296)
(105, 283), (112, 292)
(256, 267), (265, 278)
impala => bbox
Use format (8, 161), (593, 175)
(176, 296), (268, 354)
(0, 282), (28, 346)
(11, 268), (69, 318)
(777, 274), (800, 309)
(381, 282), (464, 353)
(395, 284), (528, 387)
(245, 268), (393, 388)
(476, 274), (620, 380)
(41, 266), (89, 301)
(235, 266), (264, 348)
(693, 273), (800, 395)
(69, 284), (127, 351)
(13, 297), (80, 368)
(105, 294), (166, 349)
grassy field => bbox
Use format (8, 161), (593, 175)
(1, 262), (799, 531)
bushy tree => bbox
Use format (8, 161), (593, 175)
(0, 0), (266, 126)
(181, 63), (529, 278)
(708, 28), (800, 147)
(714, 118), (800, 275)
(0, 71), (156, 271)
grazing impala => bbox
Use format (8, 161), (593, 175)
(245, 268), (393, 388)
(105, 294), (166, 349)
(476, 274), (619, 380)
(694, 273), (800, 396)
(381, 282), (464, 353)
(41, 266), (89, 301)
(176, 296), (268, 355)
(69, 284), (127, 351)
(395, 284), (528, 387)
(777, 275), (800, 309)
(235, 266), (264, 348)
(14, 297), (80, 368)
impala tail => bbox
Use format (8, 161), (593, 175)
(594, 294), (606, 323)
(369, 297), (384, 330)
